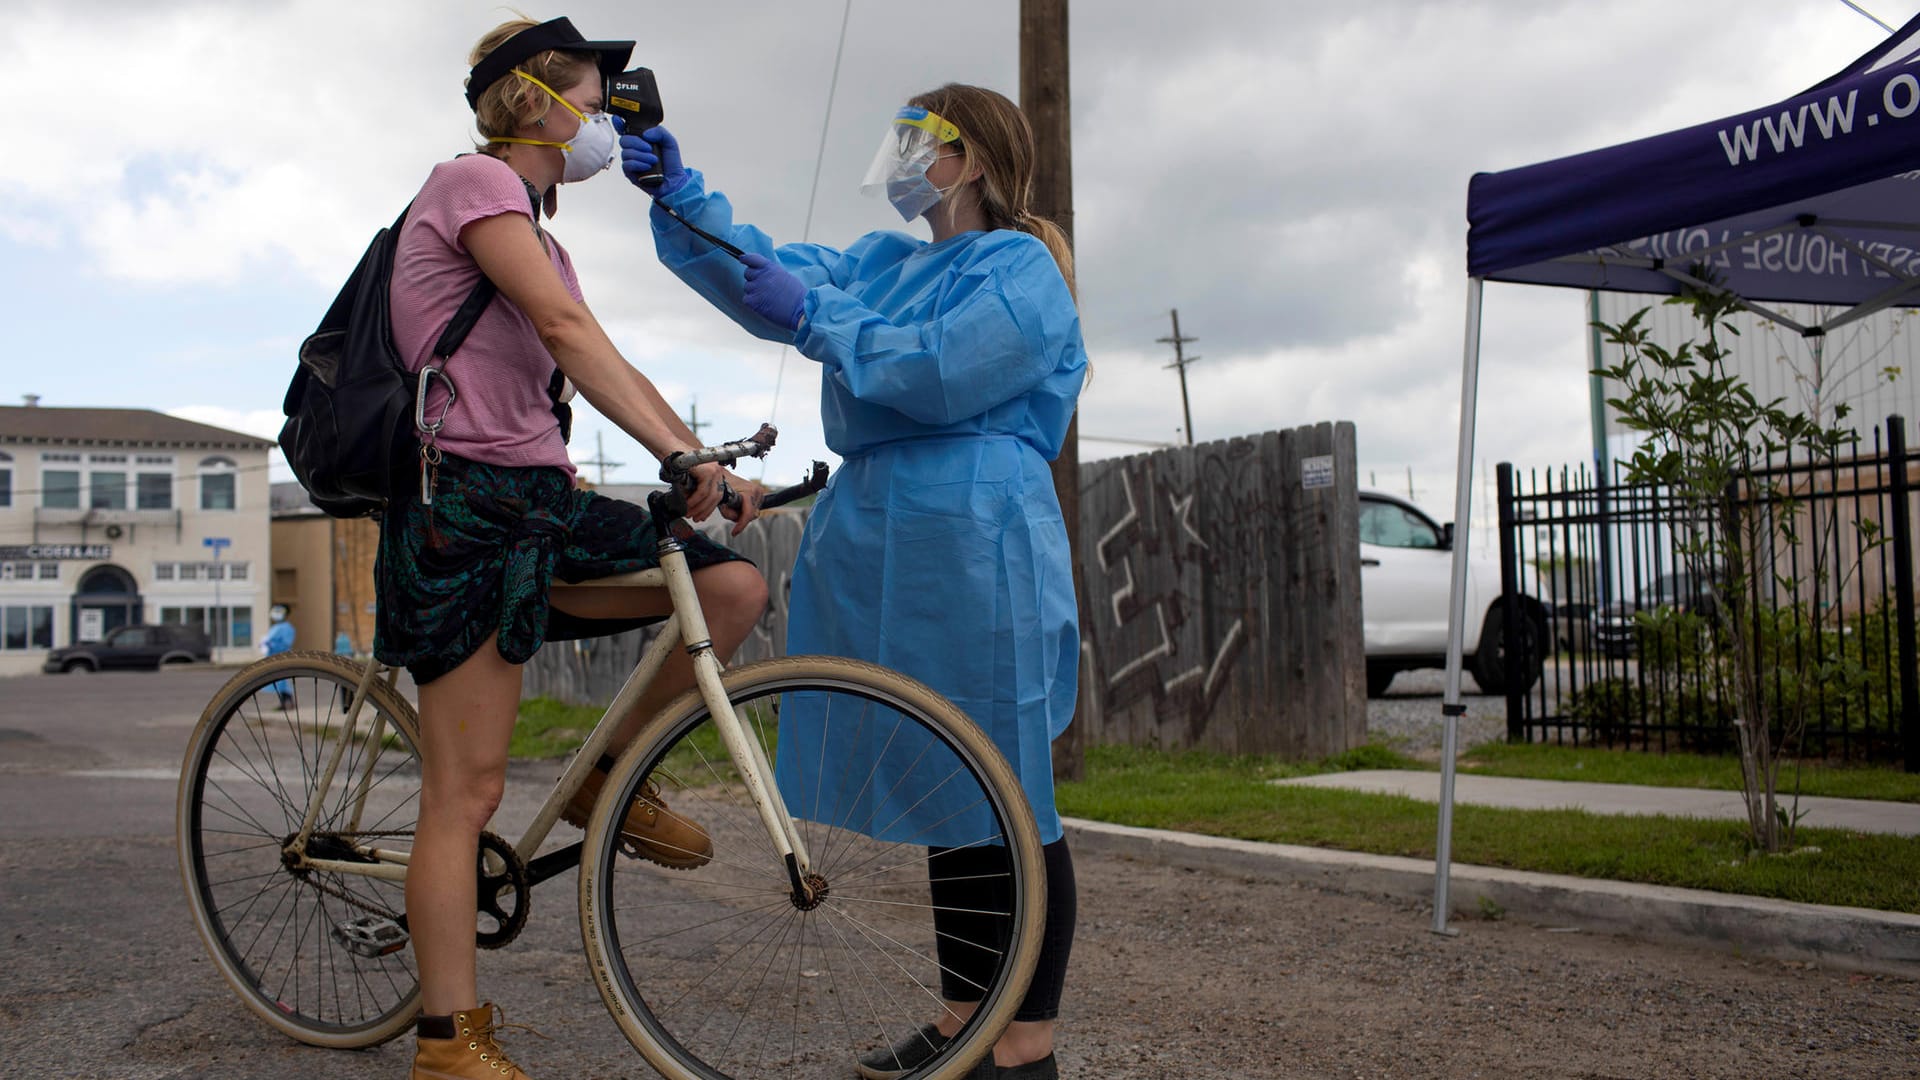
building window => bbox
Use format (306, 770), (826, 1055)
(89, 470), (128, 510)
(0, 606), (54, 651)
(37, 563), (57, 581)
(154, 563), (174, 582)
(227, 562), (249, 582)
(160, 605), (252, 648)
(42, 468), (80, 509)
(200, 457), (237, 511)
(136, 472), (173, 510)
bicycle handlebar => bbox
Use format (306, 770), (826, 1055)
(655, 424), (831, 520)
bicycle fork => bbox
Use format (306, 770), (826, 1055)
(658, 545), (820, 901)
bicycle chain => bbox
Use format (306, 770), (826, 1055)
(287, 828), (530, 950)
(288, 828), (415, 921)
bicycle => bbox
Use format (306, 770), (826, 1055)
(174, 426), (1046, 1080)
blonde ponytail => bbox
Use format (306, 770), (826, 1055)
(1014, 209), (1076, 301)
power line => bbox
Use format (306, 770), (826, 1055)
(765, 0), (855, 481)
(576, 430), (625, 486)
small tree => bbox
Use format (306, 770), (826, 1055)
(1595, 281), (1860, 853)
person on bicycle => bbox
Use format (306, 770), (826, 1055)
(381, 16), (768, 1079)
(625, 83), (1084, 1080)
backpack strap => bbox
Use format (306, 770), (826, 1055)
(432, 276), (498, 360)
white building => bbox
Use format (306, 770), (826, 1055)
(0, 404), (275, 676)
(1591, 292), (1920, 462)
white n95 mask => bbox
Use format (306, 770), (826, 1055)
(489, 70), (619, 183)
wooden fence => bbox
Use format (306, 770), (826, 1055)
(526, 423), (1367, 761)
(1075, 424), (1366, 758)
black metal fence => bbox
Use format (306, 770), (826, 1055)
(1496, 415), (1920, 768)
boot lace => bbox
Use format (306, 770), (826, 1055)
(469, 1004), (551, 1076)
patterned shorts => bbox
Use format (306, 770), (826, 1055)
(374, 452), (749, 684)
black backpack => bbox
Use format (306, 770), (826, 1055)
(279, 203), (496, 518)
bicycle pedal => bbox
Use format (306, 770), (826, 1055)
(331, 915), (409, 958)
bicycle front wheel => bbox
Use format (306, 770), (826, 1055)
(176, 651), (424, 1048)
(580, 655), (1047, 1080)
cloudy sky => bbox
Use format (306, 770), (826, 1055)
(0, 0), (1907, 521)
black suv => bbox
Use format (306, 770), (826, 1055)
(43, 624), (213, 673)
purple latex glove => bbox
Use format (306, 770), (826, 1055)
(616, 121), (688, 196)
(741, 252), (808, 331)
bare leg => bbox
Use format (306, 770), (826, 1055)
(408, 633), (522, 1014)
(548, 560), (768, 746)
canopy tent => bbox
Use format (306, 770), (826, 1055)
(1433, 13), (1920, 931)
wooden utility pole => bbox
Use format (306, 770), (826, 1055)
(579, 430), (625, 487)
(1021, 0), (1085, 782)
(1158, 308), (1200, 445)
(683, 398), (711, 442)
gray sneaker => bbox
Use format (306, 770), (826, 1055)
(856, 1024), (950, 1080)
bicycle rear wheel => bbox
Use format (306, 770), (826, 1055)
(580, 655), (1046, 1080)
(176, 651), (423, 1048)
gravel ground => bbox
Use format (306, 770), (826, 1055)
(1365, 668), (1510, 758)
(1057, 853), (1919, 1079)
(6, 669), (1916, 1078)
(32, 834), (1912, 1080)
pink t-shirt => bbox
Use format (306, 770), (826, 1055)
(390, 154), (579, 477)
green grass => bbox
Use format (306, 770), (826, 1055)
(1449, 742), (1920, 803)
(1055, 744), (1920, 913)
(513, 697), (608, 759)
(514, 696), (772, 782)
(514, 697), (1920, 912)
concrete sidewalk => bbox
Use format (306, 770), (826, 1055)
(1272, 769), (1920, 835)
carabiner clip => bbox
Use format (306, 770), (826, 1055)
(415, 366), (458, 435)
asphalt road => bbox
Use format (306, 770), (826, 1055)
(3, 666), (1916, 1080)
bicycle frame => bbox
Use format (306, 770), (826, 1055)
(289, 527), (816, 893)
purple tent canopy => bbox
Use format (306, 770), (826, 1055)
(1430, 17), (1920, 935)
(1468, 12), (1920, 331)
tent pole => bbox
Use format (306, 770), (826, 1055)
(1432, 275), (1486, 936)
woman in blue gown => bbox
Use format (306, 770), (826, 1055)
(625, 83), (1084, 1080)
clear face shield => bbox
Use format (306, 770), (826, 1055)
(859, 106), (962, 222)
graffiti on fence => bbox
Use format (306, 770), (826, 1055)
(1088, 447), (1260, 745)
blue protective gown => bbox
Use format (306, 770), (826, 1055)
(263, 620), (296, 700)
(653, 172), (1086, 846)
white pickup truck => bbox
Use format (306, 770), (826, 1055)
(1358, 489), (1549, 698)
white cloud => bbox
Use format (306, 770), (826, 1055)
(2, 0), (1909, 514)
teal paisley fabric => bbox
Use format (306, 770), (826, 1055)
(374, 453), (747, 684)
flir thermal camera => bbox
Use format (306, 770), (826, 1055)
(609, 67), (666, 191)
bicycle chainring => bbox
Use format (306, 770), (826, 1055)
(475, 829), (530, 950)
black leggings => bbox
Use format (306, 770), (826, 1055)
(926, 838), (1077, 1023)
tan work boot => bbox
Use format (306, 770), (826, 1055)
(411, 1004), (533, 1079)
(561, 766), (713, 870)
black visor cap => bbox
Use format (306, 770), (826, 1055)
(465, 17), (636, 111)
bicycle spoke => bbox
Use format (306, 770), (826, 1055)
(587, 662), (1040, 1079)
(182, 656), (421, 1044)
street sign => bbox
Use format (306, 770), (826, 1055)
(203, 537), (232, 551)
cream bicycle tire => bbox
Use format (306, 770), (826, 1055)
(176, 650), (424, 1048)
(579, 655), (1048, 1080)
